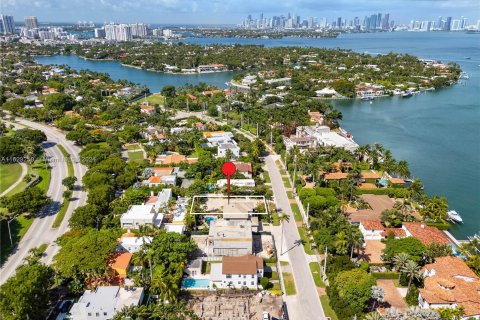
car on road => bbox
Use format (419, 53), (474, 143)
(263, 311), (270, 320)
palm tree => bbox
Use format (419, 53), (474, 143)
(370, 285), (385, 310)
(393, 252), (411, 281)
(279, 213), (290, 255)
(364, 312), (383, 320)
(407, 178), (424, 201)
(401, 260), (422, 290)
(394, 199), (411, 221)
(348, 227), (364, 258)
(334, 231), (349, 255)
(395, 160), (411, 179)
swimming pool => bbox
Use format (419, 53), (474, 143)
(205, 217), (216, 225)
(182, 278), (210, 289)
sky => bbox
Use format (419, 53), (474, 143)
(2, 0), (479, 25)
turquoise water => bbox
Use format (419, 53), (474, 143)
(35, 32), (480, 238)
(205, 217), (216, 225)
(182, 278), (210, 289)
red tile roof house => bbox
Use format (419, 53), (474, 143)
(418, 256), (480, 319)
(140, 104), (156, 115)
(401, 222), (452, 246)
(234, 162), (253, 178)
(359, 219), (406, 241)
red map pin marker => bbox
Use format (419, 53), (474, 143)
(222, 162), (236, 202)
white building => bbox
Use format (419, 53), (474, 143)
(120, 204), (163, 229)
(117, 235), (153, 253)
(359, 220), (384, 240)
(0, 15), (15, 35)
(210, 254), (264, 289)
(208, 219), (253, 256)
(295, 125), (358, 152)
(217, 142), (240, 159)
(105, 24), (132, 41)
(24, 16), (38, 30)
(216, 179), (256, 188)
(69, 286), (144, 320)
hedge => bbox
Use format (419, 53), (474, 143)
(425, 221), (451, 230)
(355, 187), (408, 198)
(371, 272), (400, 280)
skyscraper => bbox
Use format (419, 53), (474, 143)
(25, 16), (38, 29)
(444, 17), (452, 31)
(337, 17), (342, 29)
(0, 15), (15, 34)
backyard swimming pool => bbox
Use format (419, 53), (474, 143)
(182, 278), (210, 289)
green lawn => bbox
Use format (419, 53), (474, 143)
(309, 262), (326, 288)
(264, 270), (279, 281)
(0, 163), (23, 194)
(143, 94), (165, 106)
(0, 215), (34, 265)
(291, 204), (303, 222)
(286, 191), (294, 199)
(263, 171), (271, 183)
(267, 282), (282, 295)
(282, 272), (296, 296)
(52, 197), (69, 228)
(320, 295), (338, 320)
(271, 211), (280, 226)
(125, 143), (141, 150)
(32, 157), (51, 194)
(298, 227), (315, 255)
(282, 177), (291, 188)
(57, 144), (74, 177)
(128, 151), (145, 162)
(280, 261), (289, 266)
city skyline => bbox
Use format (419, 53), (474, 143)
(1, 0), (479, 25)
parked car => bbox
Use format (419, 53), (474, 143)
(60, 300), (72, 313)
(263, 311), (270, 320)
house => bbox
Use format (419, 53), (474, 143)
(69, 286), (144, 320)
(156, 153), (198, 165)
(323, 172), (348, 181)
(210, 254), (263, 290)
(359, 220), (385, 240)
(140, 104), (156, 115)
(41, 87), (58, 95)
(120, 205), (163, 229)
(283, 136), (317, 152)
(109, 252), (132, 276)
(234, 162), (253, 178)
(117, 233), (153, 253)
(389, 177), (406, 186)
(293, 125), (358, 152)
(218, 142), (240, 159)
(308, 111), (323, 124)
(315, 87), (340, 97)
(185, 258), (203, 277)
(147, 175), (176, 187)
(418, 256), (480, 319)
(361, 171), (381, 183)
(208, 219), (253, 256)
(152, 167), (174, 177)
(217, 179), (255, 188)
(203, 131), (234, 139)
(402, 222), (452, 246)
(163, 197), (188, 234)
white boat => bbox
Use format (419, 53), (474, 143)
(447, 210), (463, 223)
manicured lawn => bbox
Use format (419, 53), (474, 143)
(309, 262), (326, 288)
(0, 163), (23, 194)
(32, 157), (51, 194)
(128, 151), (145, 162)
(0, 214), (34, 265)
(143, 94), (165, 105)
(291, 203), (303, 222)
(298, 227), (315, 255)
(271, 211), (280, 226)
(125, 143), (141, 150)
(286, 191), (294, 199)
(320, 295), (338, 320)
(57, 144), (74, 177)
(264, 270), (279, 280)
(263, 171), (271, 183)
(267, 282), (282, 295)
(282, 177), (291, 188)
(52, 197), (69, 228)
(282, 272), (296, 296)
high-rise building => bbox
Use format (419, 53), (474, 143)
(460, 17), (467, 30)
(337, 17), (342, 29)
(377, 13), (382, 28)
(451, 20), (461, 31)
(94, 28), (105, 38)
(0, 15), (15, 34)
(104, 24), (132, 41)
(130, 23), (147, 38)
(25, 16), (38, 30)
(444, 17), (452, 31)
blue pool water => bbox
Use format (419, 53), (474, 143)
(182, 278), (210, 289)
(205, 217), (216, 225)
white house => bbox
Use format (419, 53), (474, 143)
(217, 142), (240, 159)
(69, 286), (144, 320)
(120, 205), (163, 229)
(359, 220), (385, 240)
(117, 235), (153, 253)
(217, 179), (255, 188)
(210, 254), (264, 290)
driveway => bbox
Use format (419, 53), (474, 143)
(377, 279), (408, 312)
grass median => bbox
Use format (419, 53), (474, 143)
(52, 144), (74, 228)
(282, 272), (296, 296)
(309, 262), (326, 288)
(320, 295), (338, 320)
(298, 227), (315, 255)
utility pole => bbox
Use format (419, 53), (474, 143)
(256, 123), (259, 137)
(306, 203), (310, 229)
(292, 155), (297, 195)
(323, 246), (328, 277)
(270, 125), (273, 147)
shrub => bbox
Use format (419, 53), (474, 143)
(260, 277), (270, 290)
(405, 286), (420, 306)
(372, 272), (400, 280)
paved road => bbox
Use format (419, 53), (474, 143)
(0, 162), (27, 197)
(0, 120), (87, 284)
(266, 154), (326, 320)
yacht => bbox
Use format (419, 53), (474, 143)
(447, 210), (463, 223)
(402, 91), (413, 98)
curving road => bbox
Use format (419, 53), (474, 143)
(0, 120), (87, 284)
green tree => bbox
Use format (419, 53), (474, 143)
(113, 301), (200, 320)
(420, 196), (448, 222)
(62, 176), (77, 190)
(69, 204), (102, 229)
(401, 260), (422, 290)
(1, 187), (50, 216)
(161, 85), (176, 98)
(0, 263), (54, 320)
(383, 237), (426, 263)
(53, 228), (120, 279)
(393, 252), (411, 281)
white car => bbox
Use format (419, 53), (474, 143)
(263, 311), (270, 320)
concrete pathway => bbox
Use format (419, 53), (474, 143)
(0, 162), (27, 197)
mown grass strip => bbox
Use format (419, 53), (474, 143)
(282, 272), (296, 296)
(309, 262), (326, 288)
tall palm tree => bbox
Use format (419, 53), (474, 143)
(393, 252), (411, 281)
(401, 260), (422, 290)
(348, 227), (364, 258)
(279, 213), (290, 255)
(364, 312), (383, 320)
(334, 231), (349, 255)
(394, 200), (411, 221)
(370, 285), (385, 311)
